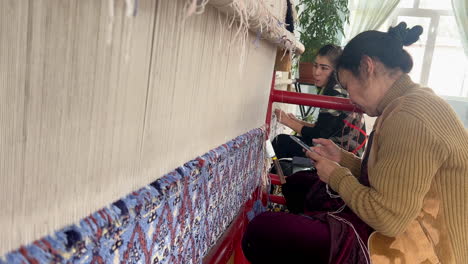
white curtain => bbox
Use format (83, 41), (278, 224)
(343, 0), (400, 43)
(452, 0), (468, 57)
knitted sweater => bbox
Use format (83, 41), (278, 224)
(329, 74), (468, 263)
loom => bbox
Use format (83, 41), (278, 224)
(0, 0), (356, 263)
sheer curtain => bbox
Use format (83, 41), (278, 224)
(452, 0), (468, 57)
(343, 0), (400, 43)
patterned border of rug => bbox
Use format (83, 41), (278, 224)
(1, 127), (266, 264)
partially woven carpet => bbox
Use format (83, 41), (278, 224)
(1, 128), (266, 264)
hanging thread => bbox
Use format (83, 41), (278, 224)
(328, 206), (372, 264)
(107, 0), (115, 44)
(0, 0), (287, 254)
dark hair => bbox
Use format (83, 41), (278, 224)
(337, 22), (423, 75)
(285, 0), (295, 33)
(316, 44), (343, 90)
(317, 44), (343, 67)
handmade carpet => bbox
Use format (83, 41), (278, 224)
(1, 128), (266, 264)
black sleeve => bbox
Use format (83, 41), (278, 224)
(300, 112), (347, 144)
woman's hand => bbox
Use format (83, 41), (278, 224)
(274, 109), (291, 125)
(305, 150), (340, 184)
(288, 113), (316, 127)
(274, 109), (305, 134)
(311, 138), (342, 163)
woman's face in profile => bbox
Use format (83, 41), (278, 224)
(312, 56), (334, 88)
(337, 68), (380, 116)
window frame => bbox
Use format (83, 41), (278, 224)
(388, 5), (454, 87)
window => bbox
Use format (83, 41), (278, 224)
(380, 0), (468, 97)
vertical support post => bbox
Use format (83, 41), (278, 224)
(233, 224), (249, 264)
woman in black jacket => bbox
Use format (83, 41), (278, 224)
(272, 44), (366, 158)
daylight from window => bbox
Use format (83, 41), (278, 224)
(380, 0), (468, 98)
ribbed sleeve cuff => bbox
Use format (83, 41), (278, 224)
(339, 149), (361, 171)
(329, 167), (353, 192)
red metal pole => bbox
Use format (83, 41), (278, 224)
(204, 208), (244, 264)
(268, 194), (286, 205)
(269, 173), (282, 186)
(233, 225), (250, 264)
(271, 90), (362, 113)
(203, 187), (261, 264)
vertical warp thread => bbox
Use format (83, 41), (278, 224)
(107, 0), (115, 44)
(0, 0), (278, 255)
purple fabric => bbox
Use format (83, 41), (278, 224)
(242, 211), (331, 263)
(282, 171), (344, 214)
(242, 132), (375, 263)
(294, 171), (372, 264)
(305, 132), (375, 263)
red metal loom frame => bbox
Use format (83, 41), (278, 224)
(203, 71), (360, 264)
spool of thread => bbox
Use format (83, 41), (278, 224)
(265, 139), (276, 158)
(265, 140), (286, 184)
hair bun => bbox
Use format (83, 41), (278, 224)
(388, 22), (423, 46)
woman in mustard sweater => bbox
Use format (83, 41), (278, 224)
(243, 22), (467, 263)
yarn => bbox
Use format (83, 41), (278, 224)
(0, 0), (293, 255)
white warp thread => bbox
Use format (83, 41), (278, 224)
(0, 0), (276, 255)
